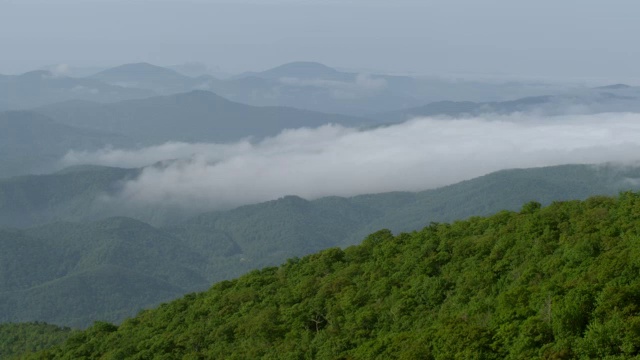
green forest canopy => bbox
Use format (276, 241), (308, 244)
(22, 192), (640, 359)
(0, 322), (74, 359)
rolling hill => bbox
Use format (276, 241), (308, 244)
(0, 216), (210, 327)
(0, 165), (139, 227)
(89, 62), (206, 94)
(36, 90), (370, 145)
(373, 86), (640, 123)
(0, 162), (638, 230)
(20, 192), (640, 359)
(236, 61), (354, 81)
(86, 61), (568, 117)
(1, 163), (639, 328)
(0, 70), (154, 110)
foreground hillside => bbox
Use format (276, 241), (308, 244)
(27, 193), (640, 359)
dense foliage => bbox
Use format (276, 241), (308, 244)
(0, 323), (74, 358)
(26, 192), (640, 359)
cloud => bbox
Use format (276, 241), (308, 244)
(62, 112), (640, 211)
(278, 73), (387, 99)
(51, 63), (71, 77)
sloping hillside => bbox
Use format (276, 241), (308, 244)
(25, 192), (640, 359)
(0, 111), (132, 177)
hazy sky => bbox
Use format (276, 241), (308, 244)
(1, 0), (639, 78)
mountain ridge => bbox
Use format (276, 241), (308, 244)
(20, 192), (640, 359)
(35, 89), (370, 145)
(0, 70), (154, 110)
(373, 87), (640, 122)
(0, 111), (134, 178)
(1, 163), (640, 327)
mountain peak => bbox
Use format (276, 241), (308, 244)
(17, 70), (53, 79)
(257, 61), (344, 79)
(595, 83), (632, 90)
(92, 63), (187, 80)
(176, 89), (225, 99)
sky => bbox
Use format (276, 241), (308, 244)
(62, 113), (640, 211)
(1, 0), (639, 79)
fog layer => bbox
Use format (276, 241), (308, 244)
(63, 113), (640, 210)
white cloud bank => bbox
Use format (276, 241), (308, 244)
(62, 113), (640, 210)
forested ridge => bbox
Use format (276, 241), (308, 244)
(3, 163), (639, 328)
(0, 323), (74, 359)
(21, 192), (640, 359)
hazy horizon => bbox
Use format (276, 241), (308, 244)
(2, 0), (640, 83)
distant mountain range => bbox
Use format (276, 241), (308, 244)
(0, 111), (133, 177)
(0, 70), (154, 110)
(1, 62), (578, 116)
(4, 61), (639, 120)
(89, 62), (212, 94)
(2, 64), (640, 179)
(0, 89), (371, 177)
(1, 163), (639, 327)
(95, 61), (426, 115)
(35, 90), (368, 145)
(209, 61), (562, 116)
(373, 86), (640, 122)
(88, 62), (640, 118)
(234, 61), (354, 81)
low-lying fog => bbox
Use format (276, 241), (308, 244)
(62, 113), (640, 210)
